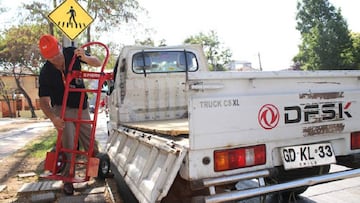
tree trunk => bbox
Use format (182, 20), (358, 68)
(0, 79), (15, 117)
(86, 26), (91, 53)
(1, 96), (15, 118)
(13, 71), (37, 118)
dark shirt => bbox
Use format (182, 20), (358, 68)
(38, 47), (88, 109)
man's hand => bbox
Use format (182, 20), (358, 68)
(39, 96), (65, 130)
(51, 116), (65, 130)
(74, 47), (86, 59)
(74, 47), (102, 67)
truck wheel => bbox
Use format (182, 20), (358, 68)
(51, 147), (66, 174)
(162, 175), (210, 203)
(96, 153), (111, 179)
(265, 165), (330, 197)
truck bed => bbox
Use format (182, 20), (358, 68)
(122, 118), (189, 136)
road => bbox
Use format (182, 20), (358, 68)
(92, 111), (110, 152)
(233, 164), (360, 203)
(299, 164), (360, 203)
(0, 118), (53, 160)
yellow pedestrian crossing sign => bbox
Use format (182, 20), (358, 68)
(48, 0), (94, 40)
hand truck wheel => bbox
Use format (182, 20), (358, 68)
(51, 147), (66, 174)
(96, 153), (111, 179)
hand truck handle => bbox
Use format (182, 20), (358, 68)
(68, 41), (110, 73)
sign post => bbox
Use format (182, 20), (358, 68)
(48, 0), (94, 41)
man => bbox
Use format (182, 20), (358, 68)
(38, 34), (101, 195)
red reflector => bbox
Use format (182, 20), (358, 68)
(351, 131), (360, 150)
(214, 145), (266, 172)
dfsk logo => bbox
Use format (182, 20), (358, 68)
(258, 102), (352, 130)
(258, 104), (280, 130)
(284, 102), (352, 124)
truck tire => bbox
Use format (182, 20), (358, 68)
(161, 175), (210, 203)
(96, 153), (111, 179)
(265, 165), (330, 197)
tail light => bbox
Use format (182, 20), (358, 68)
(214, 144), (266, 172)
(351, 131), (360, 150)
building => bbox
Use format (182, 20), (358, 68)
(227, 60), (258, 71)
(0, 73), (40, 117)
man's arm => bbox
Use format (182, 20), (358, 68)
(39, 96), (64, 130)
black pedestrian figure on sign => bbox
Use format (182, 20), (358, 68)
(67, 6), (77, 28)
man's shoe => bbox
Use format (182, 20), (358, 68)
(104, 171), (114, 178)
(63, 182), (74, 195)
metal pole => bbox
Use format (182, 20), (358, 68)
(258, 52), (263, 71)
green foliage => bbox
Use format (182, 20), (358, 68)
(25, 130), (57, 158)
(0, 24), (47, 72)
(135, 38), (155, 46)
(351, 33), (360, 69)
(82, 0), (142, 32)
(135, 38), (167, 47)
(295, 0), (355, 70)
(20, 0), (143, 56)
(184, 30), (232, 71)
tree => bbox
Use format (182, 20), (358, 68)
(135, 38), (155, 46)
(294, 0), (354, 70)
(22, 1), (57, 35)
(350, 32), (360, 69)
(184, 30), (232, 71)
(0, 78), (15, 117)
(22, 0), (143, 44)
(0, 24), (47, 118)
(0, 0), (7, 14)
(84, 0), (142, 42)
(134, 38), (167, 47)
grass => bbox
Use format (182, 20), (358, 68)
(22, 129), (99, 158)
(24, 129), (57, 158)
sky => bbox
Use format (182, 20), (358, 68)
(1, 0), (360, 71)
(135, 0), (360, 70)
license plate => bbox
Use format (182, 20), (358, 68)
(280, 143), (336, 170)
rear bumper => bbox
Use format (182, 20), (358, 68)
(337, 153), (360, 168)
(193, 168), (360, 203)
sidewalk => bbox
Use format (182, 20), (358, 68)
(0, 116), (52, 130)
(0, 117), (33, 127)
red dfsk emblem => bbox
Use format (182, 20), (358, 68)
(258, 104), (280, 130)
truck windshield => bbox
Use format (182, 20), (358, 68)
(132, 51), (198, 74)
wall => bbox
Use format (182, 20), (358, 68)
(0, 75), (40, 117)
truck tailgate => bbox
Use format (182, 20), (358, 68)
(183, 71), (360, 179)
(106, 124), (188, 203)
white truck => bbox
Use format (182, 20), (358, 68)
(104, 44), (360, 203)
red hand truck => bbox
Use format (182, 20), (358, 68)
(44, 42), (113, 183)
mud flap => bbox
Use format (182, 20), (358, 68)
(87, 157), (100, 177)
(44, 151), (56, 171)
